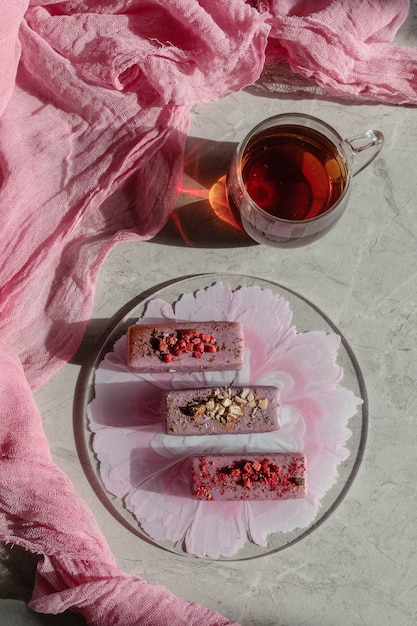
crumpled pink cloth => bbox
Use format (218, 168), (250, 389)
(266, 0), (417, 103)
(0, 1), (416, 624)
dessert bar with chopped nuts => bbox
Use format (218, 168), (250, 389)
(163, 385), (280, 435)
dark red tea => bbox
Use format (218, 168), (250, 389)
(241, 125), (347, 221)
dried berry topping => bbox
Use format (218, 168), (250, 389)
(218, 458), (283, 490)
(151, 328), (218, 362)
(191, 454), (306, 501)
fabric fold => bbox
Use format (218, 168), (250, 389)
(31, 557), (240, 626)
(0, 0), (29, 116)
(26, 1), (270, 105)
(266, 0), (417, 104)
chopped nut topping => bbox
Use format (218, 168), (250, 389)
(180, 387), (271, 426)
(228, 404), (243, 416)
(240, 388), (250, 399)
(258, 398), (268, 410)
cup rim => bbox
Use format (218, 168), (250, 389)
(235, 112), (353, 225)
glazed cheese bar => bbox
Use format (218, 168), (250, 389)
(163, 385), (280, 435)
(127, 321), (244, 373)
(190, 453), (307, 501)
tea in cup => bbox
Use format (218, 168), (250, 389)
(226, 113), (384, 247)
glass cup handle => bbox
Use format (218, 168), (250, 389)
(345, 130), (384, 176)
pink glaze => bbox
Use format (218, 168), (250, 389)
(127, 321), (244, 372)
(191, 453), (307, 501)
(163, 385), (280, 435)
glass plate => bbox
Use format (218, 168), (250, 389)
(74, 273), (368, 561)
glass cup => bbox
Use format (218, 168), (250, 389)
(226, 113), (384, 247)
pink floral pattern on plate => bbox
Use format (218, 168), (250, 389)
(87, 282), (361, 558)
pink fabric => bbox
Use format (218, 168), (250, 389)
(266, 0), (417, 103)
(0, 1), (416, 624)
(0, 0), (269, 389)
